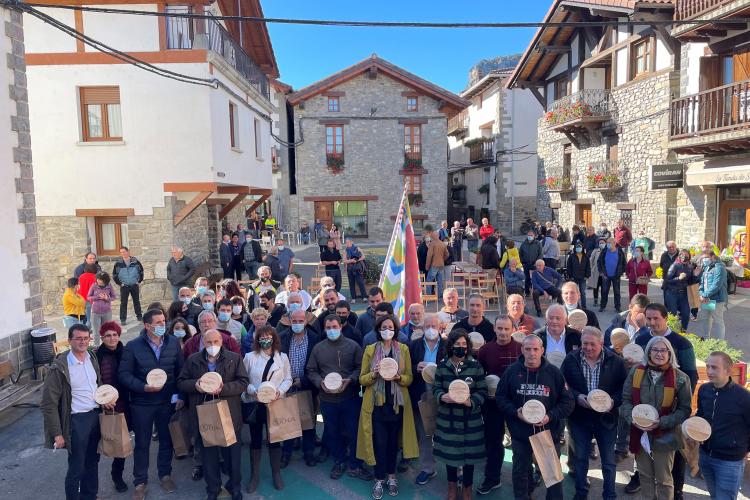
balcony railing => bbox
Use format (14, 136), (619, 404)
(586, 160), (623, 192)
(545, 89), (612, 129)
(165, 13), (270, 100)
(670, 79), (750, 139)
(448, 110), (469, 136)
(675, 0), (735, 20)
(469, 140), (494, 164)
(540, 169), (575, 193)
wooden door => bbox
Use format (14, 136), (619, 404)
(576, 204), (592, 228)
(314, 201), (333, 227)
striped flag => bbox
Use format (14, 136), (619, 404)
(379, 188), (422, 325)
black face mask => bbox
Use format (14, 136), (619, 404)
(451, 346), (467, 358)
(337, 315), (348, 323)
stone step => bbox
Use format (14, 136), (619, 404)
(0, 380), (42, 414)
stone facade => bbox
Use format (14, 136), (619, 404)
(537, 71), (679, 248)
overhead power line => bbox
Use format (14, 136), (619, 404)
(7, 1), (750, 29)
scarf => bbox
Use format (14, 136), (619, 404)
(628, 364), (676, 453)
(370, 341), (405, 414)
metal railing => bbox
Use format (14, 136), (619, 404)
(586, 160), (623, 192)
(540, 168), (575, 193)
(546, 89), (612, 127)
(469, 140), (494, 164)
(448, 110), (469, 136)
(675, 0), (735, 20)
(670, 79), (750, 139)
(405, 143), (422, 161)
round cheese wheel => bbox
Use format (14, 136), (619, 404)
(468, 331), (485, 350)
(547, 351), (566, 368)
(623, 344), (645, 363)
(610, 328), (630, 350)
(199, 372), (223, 394)
(421, 363), (437, 384)
(379, 357), (399, 381)
(94, 384), (119, 406)
(587, 389), (612, 413)
(146, 368), (167, 389)
(521, 399), (547, 424)
(682, 416), (712, 442)
(448, 379), (471, 403)
(485, 375), (500, 398)
(568, 309), (588, 331)
(511, 331), (526, 343)
(256, 381), (277, 404)
(323, 372), (343, 392)
(632, 404), (659, 428)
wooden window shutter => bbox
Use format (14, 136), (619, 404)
(732, 50), (750, 82)
(80, 86), (120, 104)
(699, 56), (722, 91)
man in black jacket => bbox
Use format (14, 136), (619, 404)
(279, 309), (321, 467)
(695, 351), (750, 500)
(219, 234), (232, 278)
(520, 231), (544, 296)
(167, 247), (195, 301)
(112, 246), (144, 324)
(496, 335), (574, 500)
(566, 245), (591, 309)
(74, 251), (101, 278)
(242, 233), (263, 280)
(118, 309), (184, 499)
(561, 327), (627, 500)
(659, 241), (679, 301)
(177, 330), (248, 500)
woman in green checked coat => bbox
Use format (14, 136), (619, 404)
(432, 328), (487, 500)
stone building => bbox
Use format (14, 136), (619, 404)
(507, 0), (680, 249)
(285, 55), (470, 241)
(0, 6), (44, 377)
(25, 1), (277, 314)
(447, 67), (541, 233)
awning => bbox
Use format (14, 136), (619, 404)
(685, 165), (750, 186)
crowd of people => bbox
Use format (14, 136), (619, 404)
(47, 222), (747, 500)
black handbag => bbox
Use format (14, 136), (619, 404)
(242, 357), (273, 424)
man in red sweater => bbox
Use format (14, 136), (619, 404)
(475, 315), (523, 494)
(613, 219), (633, 250)
(479, 217), (495, 241)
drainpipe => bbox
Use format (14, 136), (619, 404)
(236, 0), (242, 49)
(510, 90), (516, 234)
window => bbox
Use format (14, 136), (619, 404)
(620, 209), (633, 229)
(95, 217), (128, 256)
(327, 96), (340, 112)
(80, 86), (122, 142)
(563, 144), (572, 169)
(631, 38), (652, 79)
(325, 125), (344, 156)
(404, 125), (422, 160)
(555, 76), (569, 101)
(406, 96), (418, 112)
(229, 102), (239, 148)
(404, 173), (422, 195)
(165, 5), (192, 49)
(334, 200), (368, 237)
(253, 118), (261, 158)
(607, 136), (619, 162)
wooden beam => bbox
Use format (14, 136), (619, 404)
(581, 27), (598, 52)
(206, 198), (231, 206)
(245, 194), (269, 217)
(697, 29), (728, 37)
(218, 193), (248, 219)
(75, 208), (135, 217)
(522, 85), (546, 108)
(216, 185), (251, 195)
(174, 191), (212, 226)
(164, 182), (218, 193)
(540, 45), (571, 54)
(250, 188), (273, 196)
(562, 131), (580, 149)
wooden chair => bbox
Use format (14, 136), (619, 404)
(475, 278), (500, 310)
(421, 281), (439, 312)
(53, 340), (70, 355)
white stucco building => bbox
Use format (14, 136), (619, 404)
(25, 0), (279, 312)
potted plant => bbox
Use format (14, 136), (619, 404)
(407, 193), (423, 206)
(403, 157), (422, 170)
(326, 154), (345, 174)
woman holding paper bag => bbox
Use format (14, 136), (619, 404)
(241, 325), (292, 493)
(620, 336), (692, 500)
(357, 315), (418, 499)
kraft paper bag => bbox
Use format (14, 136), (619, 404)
(417, 397), (438, 436)
(529, 429), (564, 488)
(687, 284), (701, 309)
(293, 391), (315, 431)
(169, 410), (190, 457)
(267, 397), (303, 443)
(197, 399), (237, 447)
(98, 411), (132, 459)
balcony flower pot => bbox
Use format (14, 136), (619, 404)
(586, 168), (621, 191)
(408, 193), (423, 207)
(403, 157), (423, 170)
(540, 176), (573, 192)
(545, 101), (593, 126)
(326, 154), (345, 175)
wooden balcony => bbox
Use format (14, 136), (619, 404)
(673, 0), (750, 39)
(545, 89), (612, 146)
(586, 160), (623, 192)
(540, 169), (575, 193)
(669, 79), (750, 154)
(468, 140), (494, 164)
(448, 110), (469, 137)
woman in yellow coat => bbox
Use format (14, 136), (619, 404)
(357, 314), (419, 499)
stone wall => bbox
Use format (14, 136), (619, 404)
(675, 183), (717, 247)
(537, 71), (679, 249)
(289, 72), (449, 240)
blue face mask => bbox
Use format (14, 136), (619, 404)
(218, 311), (231, 322)
(288, 302), (302, 313)
(608, 243), (615, 250)
(634, 250), (642, 258)
(575, 246), (583, 253)
(197, 286), (207, 295)
(181, 297), (192, 305)
(527, 235), (534, 241)
(202, 302), (214, 311)
(153, 325), (166, 337)
(172, 329), (186, 338)
(326, 329), (341, 341)
(291, 323), (305, 334)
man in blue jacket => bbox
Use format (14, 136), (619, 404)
(531, 259), (563, 317)
(597, 238), (626, 313)
(112, 246), (144, 325)
(119, 309), (184, 500)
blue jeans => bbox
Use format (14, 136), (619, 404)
(320, 397), (362, 470)
(575, 278), (588, 309)
(131, 404), (174, 486)
(664, 289), (690, 331)
(699, 450), (745, 500)
(569, 417), (617, 499)
(84, 302), (92, 328)
(427, 267), (445, 299)
(171, 285), (181, 301)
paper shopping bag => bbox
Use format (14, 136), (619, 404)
(292, 391), (316, 431)
(529, 429), (564, 488)
(98, 411), (132, 458)
(267, 396), (303, 443)
(418, 396), (438, 436)
(197, 399), (237, 447)
(169, 410), (190, 457)
(687, 284), (701, 309)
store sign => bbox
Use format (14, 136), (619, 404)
(651, 164), (684, 190)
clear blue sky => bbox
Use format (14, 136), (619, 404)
(263, 0), (550, 94)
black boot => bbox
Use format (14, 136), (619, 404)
(625, 471), (640, 494)
(112, 474), (128, 493)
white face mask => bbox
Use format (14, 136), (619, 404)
(380, 329), (395, 341)
(424, 328), (439, 341)
(206, 345), (220, 357)
(232, 305), (243, 315)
